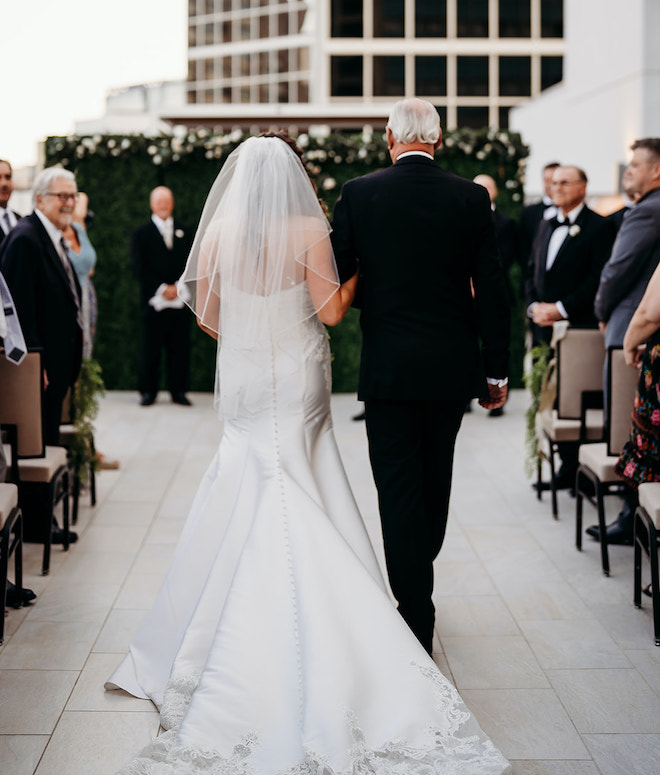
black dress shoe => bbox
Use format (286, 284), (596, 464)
(585, 521), (633, 545)
(6, 581), (36, 607)
(140, 393), (156, 406)
(51, 527), (78, 544)
(552, 470), (576, 491)
(489, 407), (504, 417)
(172, 393), (192, 406)
(352, 411), (366, 421)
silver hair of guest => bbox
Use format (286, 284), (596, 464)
(387, 98), (441, 145)
(32, 167), (76, 206)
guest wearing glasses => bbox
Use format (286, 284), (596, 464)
(525, 165), (615, 489)
(0, 167), (83, 544)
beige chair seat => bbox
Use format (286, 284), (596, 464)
(578, 442), (623, 482)
(4, 443), (68, 484)
(537, 408), (604, 443)
(0, 483), (19, 520)
(638, 482), (660, 530)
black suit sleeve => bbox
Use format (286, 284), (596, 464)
(471, 191), (511, 379)
(330, 185), (360, 285)
(0, 230), (43, 348)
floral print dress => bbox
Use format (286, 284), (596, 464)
(616, 329), (660, 487)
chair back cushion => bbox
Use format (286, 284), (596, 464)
(607, 347), (640, 456)
(0, 351), (45, 458)
(556, 327), (605, 419)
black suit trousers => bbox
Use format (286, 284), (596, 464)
(364, 398), (465, 654)
(139, 307), (190, 396)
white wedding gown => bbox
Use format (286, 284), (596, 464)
(106, 284), (511, 775)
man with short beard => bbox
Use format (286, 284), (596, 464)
(0, 167), (83, 544)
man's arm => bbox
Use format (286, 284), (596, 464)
(330, 184), (359, 286)
(471, 191), (511, 381)
(595, 205), (657, 322)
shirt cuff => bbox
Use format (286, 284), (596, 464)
(527, 302), (538, 318)
(555, 301), (569, 319)
(486, 377), (508, 387)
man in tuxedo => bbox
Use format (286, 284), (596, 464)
(132, 186), (193, 406)
(331, 98), (510, 654)
(517, 161), (560, 265)
(526, 166), (615, 346)
(525, 165), (615, 489)
(589, 138), (660, 545)
(0, 167), (83, 544)
(0, 159), (21, 246)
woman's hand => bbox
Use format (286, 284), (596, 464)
(624, 343), (646, 368)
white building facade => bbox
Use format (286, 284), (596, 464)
(511, 0), (660, 199)
(178, 0), (564, 132)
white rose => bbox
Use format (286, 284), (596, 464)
(568, 224), (581, 237)
(175, 229), (185, 239)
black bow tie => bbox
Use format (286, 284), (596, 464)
(547, 216), (566, 231)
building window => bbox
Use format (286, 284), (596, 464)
(188, 24), (197, 47)
(457, 56), (488, 96)
(435, 105), (447, 129)
(331, 55), (363, 96)
(187, 60), (197, 81)
(457, 0), (488, 38)
(373, 0), (404, 37)
(499, 0), (530, 38)
(498, 107), (510, 129)
(187, 88), (197, 105)
(240, 53), (250, 76)
(204, 88), (215, 104)
(189, 0), (198, 19)
(278, 81), (289, 103)
(541, 0), (563, 37)
(299, 80), (309, 102)
(456, 106), (489, 129)
(204, 58), (215, 80)
(204, 0), (215, 14)
(240, 86), (250, 103)
(222, 86), (232, 102)
(541, 56), (563, 90)
(259, 14), (270, 38)
(499, 56), (531, 96)
(223, 56), (232, 78)
(223, 0), (232, 10)
(278, 49), (289, 74)
(278, 13), (288, 35)
(240, 18), (251, 39)
(258, 51), (269, 75)
(331, 0), (363, 37)
(259, 83), (270, 102)
(206, 22), (215, 43)
(296, 9), (306, 33)
(415, 0), (446, 38)
(415, 56), (447, 96)
(223, 20), (232, 42)
(373, 56), (404, 96)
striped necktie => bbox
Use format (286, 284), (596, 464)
(59, 238), (84, 330)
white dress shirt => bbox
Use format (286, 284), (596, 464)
(0, 207), (17, 236)
(152, 214), (174, 249)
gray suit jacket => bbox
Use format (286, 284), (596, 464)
(595, 187), (660, 347)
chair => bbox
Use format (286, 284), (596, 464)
(0, 481), (22, 644)
(0, 350), (70, 575)
(59, 387), (96, 526)
(575, 347), (640, 576)
(634, 482), (660, 646)
(534, 325), (605, 518)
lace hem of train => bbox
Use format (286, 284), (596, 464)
(116, 664), (509, 775)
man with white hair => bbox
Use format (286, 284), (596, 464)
(0, 166), (83, 544)
(331, 98), (510, 654)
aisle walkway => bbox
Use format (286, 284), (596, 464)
(1, 390), (659, 775)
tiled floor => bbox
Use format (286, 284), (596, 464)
(1, 389), (659, 775)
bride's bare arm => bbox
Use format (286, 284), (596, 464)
(305, 229), (357, 326)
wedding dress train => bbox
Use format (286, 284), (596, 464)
(106, 284), (510, 774)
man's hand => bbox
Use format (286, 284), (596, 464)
(598, 320), (607, 335)
(162, 284), (178, 301)
(532, 302), (563, 327)
(478, 383), (508, 410)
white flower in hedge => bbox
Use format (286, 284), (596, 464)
(569, 224), (581, 238)
(147, 145), (158, 156)
(153, 154), (162, 165)
(322, 177), (336, 190)
(297, 134), (309, 148)
(107, 139), (116, 149)
(121, 138), (131, 149)
(476, 151), (486, 160)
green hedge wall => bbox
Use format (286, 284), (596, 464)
(45, 128), (528, 393)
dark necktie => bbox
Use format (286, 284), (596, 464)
(59, 238), (84, 330)
(1, 211), (11, 235)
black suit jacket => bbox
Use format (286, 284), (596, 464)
(518, 200), (550, 266)
(525, 204), (615, 328)
(331, 155), (511, 402)
(131, 220), (193, 311)
(0, 212), (82, 388)
(493, 209), (519, 270)
(0, 211), (22, 249)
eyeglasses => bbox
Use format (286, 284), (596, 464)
(551, 180), (583, 188)
(44, 192), (79, 203)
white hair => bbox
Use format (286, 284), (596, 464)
(32, 167), (76, 206)
(387, 98), (441, 145)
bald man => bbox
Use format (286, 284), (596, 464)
(131, 186), (194, 406)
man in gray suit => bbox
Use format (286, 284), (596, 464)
(590, 137), (660, 544)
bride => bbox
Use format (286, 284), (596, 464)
(105, 133), (511, 775)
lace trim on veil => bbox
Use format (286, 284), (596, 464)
(115, 663), (510, 775)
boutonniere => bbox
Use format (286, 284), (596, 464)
(175, 229), (185, 239)
(568, 224), (581, 238)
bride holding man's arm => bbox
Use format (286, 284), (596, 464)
(105, 130), (511, 775)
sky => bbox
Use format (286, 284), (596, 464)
(4, 0), (188, 168)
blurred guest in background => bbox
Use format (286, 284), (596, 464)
(0, 159), (21, 247)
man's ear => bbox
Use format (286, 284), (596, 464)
(386, 127), (394, 150)
(433, 131), (442, 152)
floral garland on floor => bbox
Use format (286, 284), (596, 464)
(70, 357), (105, 481)
(523, 342), (550, 477)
